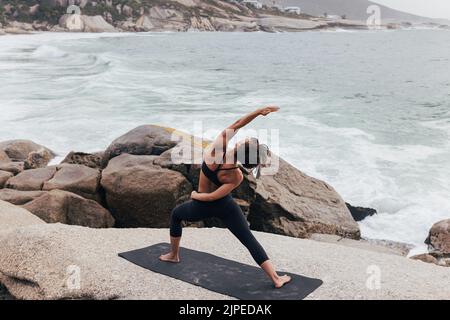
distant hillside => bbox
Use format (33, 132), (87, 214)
(1, 0), (448, 34)
(261, 0), (448, 24)
(0, 0), (371, 33)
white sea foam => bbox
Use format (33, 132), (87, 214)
(31, 45), (68, 59)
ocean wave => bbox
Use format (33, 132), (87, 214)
(31, 45), (69, 59)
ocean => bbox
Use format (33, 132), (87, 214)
(1, 30), (449, 251)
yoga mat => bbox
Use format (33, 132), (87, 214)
(119, 243), (323, 300)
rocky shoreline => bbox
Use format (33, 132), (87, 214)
(0, 16), (371, 34)
(2, 0), (446, 35)
(0, 125), (449, 299)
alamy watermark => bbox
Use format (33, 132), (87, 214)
(66, 265), (81, 290)
(367, 5), (382, 29)
(366, 265), (381, 290)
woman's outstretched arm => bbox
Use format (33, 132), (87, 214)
(204, 106), (279, 162)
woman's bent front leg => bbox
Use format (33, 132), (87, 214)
(160, 201), (211, 263)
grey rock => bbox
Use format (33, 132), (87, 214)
(0, 140), (54, 163)
(0, 189), (47, 205)
(61, 151), (104, 169)
(0, 200), (45, 232)
(0, 171), (13, 188)
(42, 164), (102, 202)
(101, 154), (192, 227)
(102, 125), (180, 167)
(59, 14), (116, 32)
(24, 148), (54, 169)
(247, 156), (360, 239)
(410, 253), (439, 265)
(311, 234), (412, 256)
(0, 150), (10, 163)
(346, 203), (377, 221)
(23, 190), (114, 228)
(0, 162), (24, 175)
(425, 219), (450, 254)
(5, 166), (57, 191)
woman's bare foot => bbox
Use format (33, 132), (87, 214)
(274, 275), (292, 289)
(159, 252), (180, 263)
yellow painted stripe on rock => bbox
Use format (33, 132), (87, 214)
(156, 125), (210, 149)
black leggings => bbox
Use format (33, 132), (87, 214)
(170, 194), (269, 266)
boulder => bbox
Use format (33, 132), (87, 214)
(1, 224), (450, 299)
(101, 154), (192, 227)
(363, 238), (413, 256)
(135, 15), (154, 31)
(153, 138), (206, 181)
(410, 254), (438, 265)
(24, 148), (55, 169)
(29, 4), (40, 15)
(189, 16), (215, 31)
(0, 162), (24, 175)
(81, 15), (116, 32)
(311, 234), (412, 256)
(22, 190), (114, 228)
(410, 252), (450, 268)
(0, 171), (13, 188)
(0, 200), (45, 232)
(102, 125), (180, 167)
(0, 189), (47, 205)
(59, 14), (116, 32)
(122, 4), (133, 17)
(5, 166), (57, 191)
(146, 7), (186, 31)
(61, 151), (104, 169)
(210, 17), (258, 32)
(43, 164), (102, 202)
(425, 219), (450, 254)
(247, 156), (360, 239)
(0, 140), (54, 164)
(258, 15), (326, 32)
(116, 20), (138, 32)
(32, 21), (50, 31)
(3, 27), (31, 35)
(6, 21), (34, 32)
(0, 150), (10, 163)
(346, 203), (377, 221)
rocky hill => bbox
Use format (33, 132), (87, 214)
(0, 0), (383, 33)
(261, 0), (450, 24)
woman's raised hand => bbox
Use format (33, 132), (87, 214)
(258, 106), (280, 116)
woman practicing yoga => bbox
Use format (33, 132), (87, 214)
(160, 106), (291, 288)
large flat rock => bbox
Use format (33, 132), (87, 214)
(5, 166), (57, 191)
(0, 200), (44, 232)
(0, 223), (449, 300)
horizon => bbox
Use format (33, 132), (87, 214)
(372, 0), (450, 20)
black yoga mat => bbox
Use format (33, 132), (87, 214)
(119, 243), (323, 300)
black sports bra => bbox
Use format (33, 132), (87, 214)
(201, 162), (238, 186)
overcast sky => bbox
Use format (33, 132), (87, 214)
(372, 0), (450, 19)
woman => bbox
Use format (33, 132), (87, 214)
(160, 106), (291, 289)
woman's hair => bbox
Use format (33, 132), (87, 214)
(235, 138), (270, 169)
